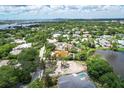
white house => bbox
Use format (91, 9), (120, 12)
(0, 60), (9, 67)
(47, 39), (58, 44)
(14, 38), (26, 44)
(118, 40), (124, 46)
(53, 34), (61, 38)
(96, 38), (111, 48)
(10, 43), (32, 55)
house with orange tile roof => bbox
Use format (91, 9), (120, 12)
(53, 50), (69, 58)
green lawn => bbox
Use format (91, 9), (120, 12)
(118, 48), (124, 52)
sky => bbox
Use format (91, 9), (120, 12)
(0, 5), (124, 20)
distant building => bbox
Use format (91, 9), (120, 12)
(96, 38), (111, 48)
(54, 42), (73, 51)
(75, 31), (80, 35)
(0, 60), (9, 67)
(73, 34), (81, 38)
(99, 35), (112, 40)
(95, 35), (112, 48)
(82, 31), (91, 38)
(81, 38), (88, 42)
(47, 39), (57, 44)
(83, 31), (89, 34)
(118, 40), (124, 45)
(14, 39), (26, 44)
(53, 34), (61, 38)
(120, 21), (124, 24)
(118, 40), (124, 47)
(80, 28), (85, 32)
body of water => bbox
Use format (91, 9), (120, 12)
(95, 50), (124, 79)
(0, 23), (39, 30)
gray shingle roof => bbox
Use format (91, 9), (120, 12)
(58, 74), (95, 88)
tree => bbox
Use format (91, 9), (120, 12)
(75, 51), (87, 61)
(63, 54), (74, 60)
(15, 68), (32, 84)
(87, 56), (113, 80)
(83, 39), (95, 48)
(0, 44), (15, 58)
(58, 35), (68, 42)
(18, 48), (38, 72)
(69, 47), (78, 53)
(28, 79), (45, 88)
(17, 48), (39, 83)
(99, 72), (122, 88)
(46, 43), (56, 51)
(87, 49), (96, 57)
(0, 66), (18, 88)
(0, 38), (6, 46)
(110, 41), (118, 51)
(45, 43), (56, 59)
(43, 74), (58, 87)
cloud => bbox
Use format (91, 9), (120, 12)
(67, 6), (81, 10)
(0, 5), (123, 14)
(0, 5), (124, 19)
(0, 5), (44, 15)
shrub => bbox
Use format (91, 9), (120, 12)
(28, 79), (45, 88)
(99, 72), (122, 88)
(0, 66), (19, 88)
(75, 51), (87, 61)
(87, 56), (113, 80)
(17, 48), (39, 82)
(0, 44), (15, 58)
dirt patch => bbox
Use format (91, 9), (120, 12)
(54, 61), (87, 76)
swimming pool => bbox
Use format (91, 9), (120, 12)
(77, 72), (88, 78)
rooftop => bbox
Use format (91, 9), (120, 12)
(0, 60), (9, 67)
(58, 74), (95, 88)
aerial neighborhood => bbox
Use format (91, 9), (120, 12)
(0, 20), (124, 88)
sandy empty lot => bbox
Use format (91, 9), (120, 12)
(54, 61), (87, 75)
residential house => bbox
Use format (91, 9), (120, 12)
(0, 60), (9, 67)
(58, 74), (95, 88)
(10, 43), (32, 55)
